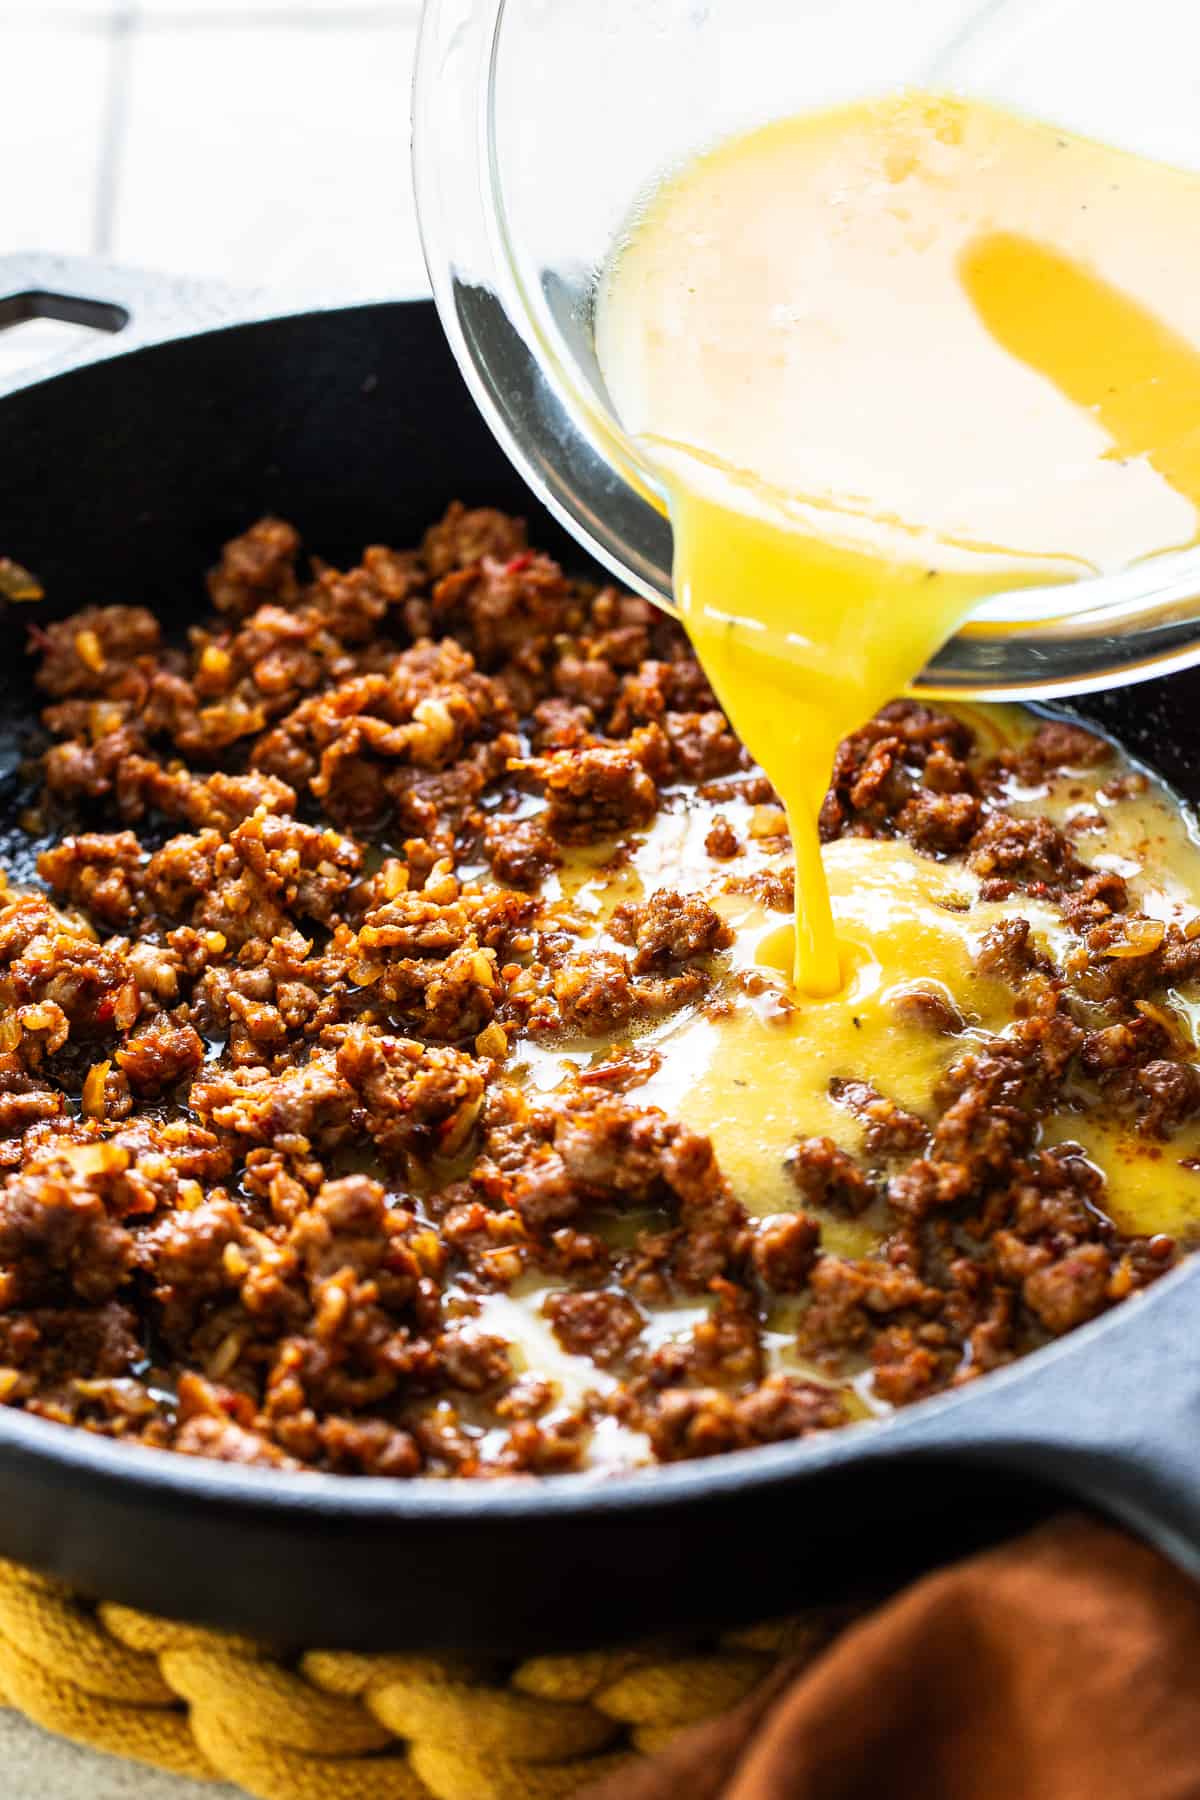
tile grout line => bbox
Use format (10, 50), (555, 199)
(91, 1), (137, 259)
(1, 3), (418, 18)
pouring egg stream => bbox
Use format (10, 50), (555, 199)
(595, 89), (1200, 996)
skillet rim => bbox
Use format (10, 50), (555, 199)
(0, 1251), (1191, 1523)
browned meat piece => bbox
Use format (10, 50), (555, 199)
(636, 1289), (763, 1393)
(921, 744), (974, 795)
(796, 1256), (943, 1357)
(375, 942), (500, 1043)
(0, 1301), (138, 1396)
(141, 830), (226, 921)
(436, 1327), (512, 1393)
(837, 735), (912, 832)
(516, 739), (660, 843)
(1018, 719), (1112, 778)
(114, 1017), (204, 1096)
(554, 1098), (746, 1295)
(190, 1052), (356, 1151)
(433, 551), (576, 673)
(336, 1028), (486, 1160)
(34, 605), (160, 699)
(0, 1060), (65, 1141)
(355, 888), (470, 958)
(530, 697), (594, 753)
(722, 866), (794, 913)
(1023, 1243), (1112, 1334)
(828, 1078), (928, 1154)
(967, 812), (1083, 894)
(1059, 868), (1129, 932)
(229, 811), (361, 923)
(704, 815), (741, 859)
(38, 833), (145, 931)
(751, 1213), (820, 1292)
(0, 896), (137, 1038)
(785, 1136), (875, 1215)
(868, 1324), (961, 1405)
(583, 588), (663, 674)
(609, 889), (733, 972)
(174, 1413), (301, 1470)
(310, 1417), (423, 1478)
(482, 813), (561, 888)
(642, 1374), (845, 1461)
(975, 918), (1048, 985)
(896, 788), (980, 854)
(553, 952), (637, 1033)
(553, 653), (619, 712)
(1135, 1060), (1200, 1138)
(40, 731), (143, 807)
(253, 639), (518, 836)
(662, 712), (744, 781)
(207, 517), (301, 618)
(492, 1410), (591, 1475)
(1078, 1016), (1168, 1076)
(421, 502), (527, 578)
(821, 702), (972, 840)
(182, 769), (299, 831)
(890, 987), (963, 1035)
(140, 811), (359, 951)
(544, 1289), (644, 1365)
(301, 561), (391, 645)
(608, 658), (717, 731)
(0, 1143), (137, 1304)
(140, 1196), (254, 1338)
(472, 1087), (745, 1293)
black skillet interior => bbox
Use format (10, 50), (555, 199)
(1, 261), (1200, 1653)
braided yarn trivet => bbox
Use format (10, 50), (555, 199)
(0, 1558), (850, 1798)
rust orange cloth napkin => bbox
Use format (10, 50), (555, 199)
(586, 1514), (1200, 1800)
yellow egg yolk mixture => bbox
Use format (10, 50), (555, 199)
(596, 90), (1200, 993)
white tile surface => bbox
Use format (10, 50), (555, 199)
(0, 25), (113, 254)
(113, 18), (427, 297)
(135, 3), (419, 24)
(2, 3), (118, 16)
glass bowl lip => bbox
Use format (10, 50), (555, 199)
(483, 0), (676, 549)
(412, 0), (676, 607)
(414, 0), (1200, 701)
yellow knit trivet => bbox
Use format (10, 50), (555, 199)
(0, 1559), (846, 1798)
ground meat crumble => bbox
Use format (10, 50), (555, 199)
(0, 509), (1188, 1477)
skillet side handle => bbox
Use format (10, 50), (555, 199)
(0, 253), (264, 397)
(931, 1261), (1200, 1578)
(957, 1437), (1200, 1582)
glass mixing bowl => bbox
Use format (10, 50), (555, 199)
(412, 0), (1200, 699)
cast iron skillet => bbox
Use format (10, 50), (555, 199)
(1, 252), (1199, 1654)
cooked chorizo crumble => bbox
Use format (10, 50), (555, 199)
(0, 506), (1190, 1476)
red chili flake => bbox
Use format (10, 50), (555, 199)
(24, 621), (52, 652)
(505, 552), (535, 575)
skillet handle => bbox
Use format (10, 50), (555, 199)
(0, 252), (266, 395)
(901, 1260), (1200, 1577)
